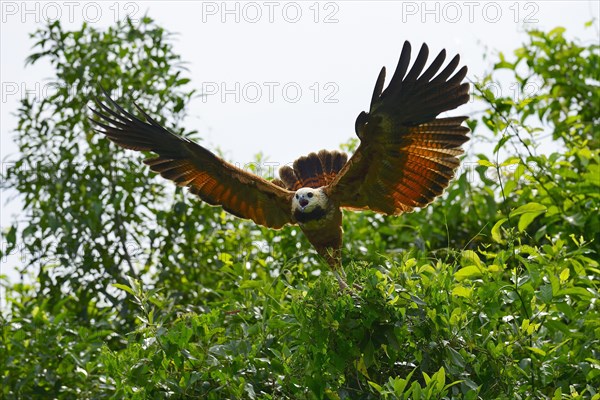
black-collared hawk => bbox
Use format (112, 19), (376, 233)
(90, 41), (470, 289)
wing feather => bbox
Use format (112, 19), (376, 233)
(326, 42), (470, 215)
(90, 89), (294, 229)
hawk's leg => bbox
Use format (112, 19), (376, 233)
(333, 267), (362, 291)
(333, 270), (349, 290)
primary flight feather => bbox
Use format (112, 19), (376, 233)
(90, 41), (470, 289)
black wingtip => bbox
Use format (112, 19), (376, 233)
(132, 101), (161, 127)
(402, 40), (411, 53)
(404, 43), (430, 83)
(417, 48), (447, 83)
(370, 66), (386, 107)
(382, 41), (412, 98)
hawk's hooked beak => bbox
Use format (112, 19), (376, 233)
(299, 198), (309, 208)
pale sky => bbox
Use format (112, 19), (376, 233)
(1, 1), (599, 283)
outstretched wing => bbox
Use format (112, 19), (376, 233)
(90, 90), (294, 229)
(325, 41), (470, 214)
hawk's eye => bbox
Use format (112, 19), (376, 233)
(307, 192), (313, 198)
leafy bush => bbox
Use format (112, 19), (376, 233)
(1, 18), (598, 399)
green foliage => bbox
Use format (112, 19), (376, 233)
(1, 17), (199, 327)
(1, 278), (115, 397)
(2, 20), (599, 399)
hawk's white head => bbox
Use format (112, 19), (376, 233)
(292, 187), (329, 223)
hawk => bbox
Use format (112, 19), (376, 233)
(90, 41), (470, 289)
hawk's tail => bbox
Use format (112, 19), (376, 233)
(273, 150), (348, 191)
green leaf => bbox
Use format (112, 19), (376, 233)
(368, 381), (382, 393)
(434, 366), (446, 390)
(548, 26), (566, 37)
(356, 357), (370, 379)
(5, 225), (17, 245)
(494, 135), (512, 153)
(500, 157), (520, 167)
(422, 371), (431, 385)
(455, 266), (483, 281)
(526, 346), (547, 356)
(462, 250), (482, 267)
(510, 202), (547, 217)
(411, 381), (422, 399)
(556, 287), (592, 299)
(517, 212), (543, 232)
(538, 284), (553, 303)
(477, 159), (495, 168)
(491, 218), (508, 244)
(503, 179), (516, 197)
(447, 347), (465, 368)
(559, 268), (570, 283)
(510, 202), (547, 231)
(452, 285), (473, 298)
(112, 283), (136, 296)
